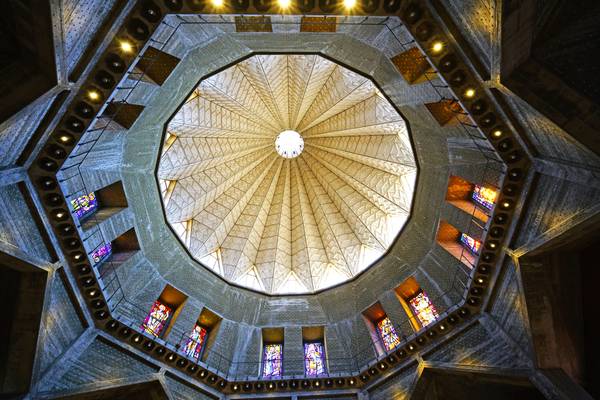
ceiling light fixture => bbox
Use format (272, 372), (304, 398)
(212, 0), (224, 7)
(431, 41), (444, 54)
(464, 88), (476, 99)
(119, 40), (134, 53)
(87, 90), (100, 101)
(278, 0), (291, 9)
(343, 0), (356, 9)
(275, 130), (304, 158)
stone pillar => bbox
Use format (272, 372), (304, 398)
(225, 324), (261, 380)
(378, 290), (413, 339)
(283, 326), (304, 377)
(325, 325), (350, 374)
(169, 300), (202, 350)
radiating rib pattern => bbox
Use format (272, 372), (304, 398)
(158, 54), (416, 294)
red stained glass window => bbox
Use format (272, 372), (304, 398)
(407, 290), (439, 328)
(472, 184), (497, 211)
(460, 233), (481, 254)
(142, 301), (172, 337)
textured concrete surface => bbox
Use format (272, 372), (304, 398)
(115, 29), (467, 374)
(1, 2), (599, 399)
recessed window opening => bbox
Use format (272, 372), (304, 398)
(362, 302), (401, 355)
(141, 285), (187, 338)
(396, 277), (439, 332)
(181, 308), (222, 361)
(302, 326), (326, 377)
(262, 328), (284, 378)
(71, 181), (128, 230)
(445, 176), (498, 223)
(90, 228), (140, 273)
(436, 220), (479, 268)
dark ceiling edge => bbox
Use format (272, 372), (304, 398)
(17, 90), (70, 167)
(17, 181), (59, 262)
(428, 0), (490, 81)
(56, 267), (91, 330)
(0, 0), (57, 124)
(24, 0), (532, 395)
(68, 0), (130, 82)
(499, 0), (600, 157)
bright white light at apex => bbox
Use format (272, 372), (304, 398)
(275, 130), (304, 158)
(343, 0), (356, 9)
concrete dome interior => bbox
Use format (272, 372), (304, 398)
(1, 1), (599, 400)
(158, 53), (416, 294)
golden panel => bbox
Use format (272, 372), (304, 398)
(235, 16), (273, 32)
(425, 99), (464, 126)
(391, 47), (433, 84)
(300, 16), (337, 32)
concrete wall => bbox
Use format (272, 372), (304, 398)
(1, 1), (598, 399)
(35, 269), (87, 378)
(0, 183), (51, 262)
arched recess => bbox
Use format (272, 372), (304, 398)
(0, 0), (57, 124)
(411, 366), (546, 400)
(518, 211), (600, 399)
(0, 249), (48, 397)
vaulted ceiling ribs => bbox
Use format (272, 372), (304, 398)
(158, 54), (417, 294)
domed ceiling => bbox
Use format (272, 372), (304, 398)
(157, 54), (417, 294)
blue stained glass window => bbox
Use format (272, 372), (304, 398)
(182, 324), (207, 360)
(304, 342), (326, 376)
(460, 233), (481, 254)
(376, 317), (401, 351)
(71, 192), (98, 220)
(91, 242), (112, 264)
(262, 344), (283, 378)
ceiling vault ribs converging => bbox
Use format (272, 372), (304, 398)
(158, 54), (417, 294)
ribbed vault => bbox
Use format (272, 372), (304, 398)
(157, 54), (417, 294)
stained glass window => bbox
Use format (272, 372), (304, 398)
(375, 317), (401, 351)
(407, 290), (439, 328)
(71, 192), (98, 220)
(91, 242), (112, 264)
(142, 300), (172, 337)
(262, 344), (283, 378)
(182, 324), (207, 360)
(304, 342), (326, 376)
(472, 184), (497, 211)
(460, 233), (481, 254)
